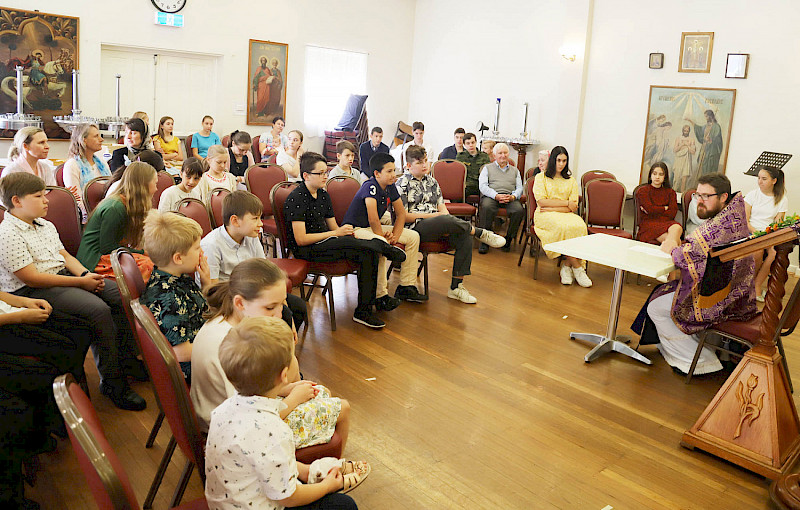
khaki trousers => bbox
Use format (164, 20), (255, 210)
(354, 226), (420, 297)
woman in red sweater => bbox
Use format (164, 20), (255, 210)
(636, 162), (682, 244)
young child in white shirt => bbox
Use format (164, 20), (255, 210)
(197, 145), (237, 204)
(205, 316), (369, 509)
(157, 157), (203, 212)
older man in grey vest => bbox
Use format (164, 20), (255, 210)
(477, 143), (524, 254)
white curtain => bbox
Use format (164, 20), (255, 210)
(304, 45), (367, 136)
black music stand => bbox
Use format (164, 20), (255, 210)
(744, 151), (792, 176)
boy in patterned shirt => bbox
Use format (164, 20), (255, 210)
(396, 145), (505, 303)
(141, 210), (211, 381)
(206, 317), (368, 509)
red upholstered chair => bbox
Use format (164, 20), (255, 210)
(83, 176), (111, 214)
(584, 178), (632, 238)
(325, 175), (361, 226)
(418, 238), (454, 297)
(53, 374), (208, 510)
(245, 163), (287, 257)
(632, 184), (650, 243)
(681, 187), (696, 235)
(55, 163), (65, 187)
(111, 249), (168, 452)
(221, 134), (230, 148)
(184, 134), (194, 158)
(177, 198), (213, 238)
(251, 135), (262, 164)
(517, 177), (543, 279)
(579, 170), (615, 217)
(130, 300), (206, 509)
(431, 159), (477, 222)
(685, 277), (800, 389)
(43, 186), (82, 255)
(208, 187), (230, 229)
(271, 181), (357, 331)
(266, 154), (277, 165)
(154, 171), (176, 209)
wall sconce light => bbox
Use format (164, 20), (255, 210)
(561, 53), (576, 62)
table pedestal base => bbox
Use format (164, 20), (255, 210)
(570, 333), (652, 364)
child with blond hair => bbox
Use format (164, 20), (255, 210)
(140, 210), (211, 380)
(205, 316), (368, 509)
(197, 145), (237, 204)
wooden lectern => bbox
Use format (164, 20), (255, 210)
(681, 226), (800, 479)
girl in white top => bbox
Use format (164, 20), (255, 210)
(745, 165), (788, 300)
(2, 127), (56, 186)
(190, 258), (350, 450)
(276, 129), (303, 181)
(63, 123), (112, 219)
(158, 157), (203, 212)
(196, 145), (237, 204)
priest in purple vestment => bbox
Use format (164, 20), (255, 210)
(633, 173), (756, 374)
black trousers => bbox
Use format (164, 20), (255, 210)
(413, 215), (473, 278)
(480, 197), (524, 240)
(295, 492), (357, 509)
(0, 310), (93, 377)
(0, 354), (63, 507)
(286, 294), (308, 330)
(13, 276), (137, 388)
(295, 236), (382, 312)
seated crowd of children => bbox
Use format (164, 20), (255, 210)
(0, 119), (520, 509)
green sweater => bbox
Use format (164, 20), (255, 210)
(76, 197), (143, 270)
(456, 150), (491, 191)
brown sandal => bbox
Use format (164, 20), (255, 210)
(341, 460), (370, 493)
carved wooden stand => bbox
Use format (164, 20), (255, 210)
(681, 235), (800, 480)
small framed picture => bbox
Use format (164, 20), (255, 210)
(725, 53), (749, 79)
(649, 53), (664, 69)
(679, 32), (714, 73)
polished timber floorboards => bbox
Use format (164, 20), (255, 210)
(28, 245), (795, 509)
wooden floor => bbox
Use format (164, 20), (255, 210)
(27, 241), (796, 509)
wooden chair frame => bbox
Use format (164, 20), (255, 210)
(686, 277), (800, 389)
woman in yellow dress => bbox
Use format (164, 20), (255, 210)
(533, 146), (591, 287)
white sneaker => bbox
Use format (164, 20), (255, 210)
(478, 229), (506, 249)
(572, 267), (593, 288)
(447, 283), (478, 304)
(560, 265), (574, 285)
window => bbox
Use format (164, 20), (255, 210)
(304, 45), (367, 135)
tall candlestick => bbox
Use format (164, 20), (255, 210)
(71, 69), (79, 112)
(115, 74), (121, 117)
(493, 98), (501, 134)
(14, 66), (23, 115)
(522, 102), (529, 136)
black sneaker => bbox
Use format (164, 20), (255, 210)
(383, 244), (407, 265)
(375, 295), (401, 312)
(123, 358), (149, 382)
(395, 285), (429, 302)
(353, 310), (386, 328)
(501, 239), (512, 253)
(478, 243), (489, 254)
(100, 382), (147, 411)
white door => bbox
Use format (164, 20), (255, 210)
(100, 48), (156, 123)
(154, 53), (218, 136)
(100, 46), (219, 136)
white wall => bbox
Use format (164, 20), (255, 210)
(407, 0), (591, 165)
(1, 0), (417, 158)
(579, 0), (800, 196)
(578, 0), (800, 265)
